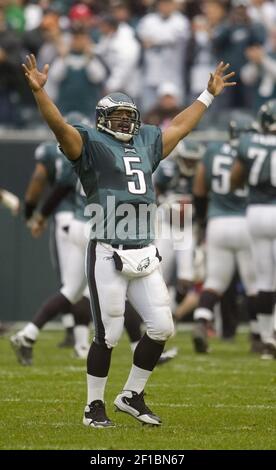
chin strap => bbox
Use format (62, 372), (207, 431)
(97, 124), (133, 142)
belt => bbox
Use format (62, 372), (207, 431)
(111, 243), (146, 250)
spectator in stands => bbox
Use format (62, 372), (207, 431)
(47, 25), (106, 115)
(202, 0), (229, 30)
(130, 0), (156, 20)
(0, 8), (24, 125)
(24, 1), (44, 32)
(69, 2), (94, 32)
(186, 15), (216, 103)
(110, 0), (140, 29)
(5, 0), (25, 32)
(95, 14), (141, 101)
(248, 0), (276, 32)
(137, 0), (190, 112)
(211, 0), (266, 108)
(22, 9), (71, 119)
(23, 10), (64, 61)
(143, 81), (182, 128)
(241, 26), (276, 109)
(37, 11), (69, 67)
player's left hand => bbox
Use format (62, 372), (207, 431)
(207, 62), (236, 97)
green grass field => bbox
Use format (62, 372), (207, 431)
(0, 329), (275, 450)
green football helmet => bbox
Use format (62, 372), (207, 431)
(229, 112), (257, 144)
(258, 100), (276, 133)
(172, 140), (204, 176)
(96, 92), (141, 142)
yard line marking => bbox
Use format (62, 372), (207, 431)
(151, 403), (276, 409)
(148, 383), (275, 390)
(172, 364), (275, 376)
(0, 398), (78, 403)
(0, 366), (85, 377)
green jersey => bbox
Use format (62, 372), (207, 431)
(56, 156), (88, 222)
(34, 142), (75, 214)
(70, 124), (163, 245)
(154, 160), (194, 197)
(203, 142), (248, 219)
(237, 132), (276, 205)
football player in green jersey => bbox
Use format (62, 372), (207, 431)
(192, 115), (260, 354)
(154, 140), (204, 319)
(21, 53), (236, 427)
(231, 100), (276, 359)
(29, 156), (178, 365)
(24, 139), (76, 348)
(24, 112), (91, 350)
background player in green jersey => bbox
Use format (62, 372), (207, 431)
(21, 53), (236, 427)
(231, 99), (276, 359)
(154, 140), (204, 317)
(11, 145), (92, 363)
(192, 117), (260, 354)
(24, 137), (76, 347)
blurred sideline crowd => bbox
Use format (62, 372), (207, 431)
(1, 0), (276, 128)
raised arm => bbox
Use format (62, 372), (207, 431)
(162, 62), (236, 158)
(22, 54), (82, 160)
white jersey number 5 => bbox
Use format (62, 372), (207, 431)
(123, 156), (146, 195)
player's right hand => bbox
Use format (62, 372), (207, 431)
(28, 213), (47, 238)
(22, 54), (49, 92)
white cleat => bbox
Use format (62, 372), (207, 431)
(114, 390), (161, 426)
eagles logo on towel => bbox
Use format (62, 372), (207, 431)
(137, 257), (150, 272)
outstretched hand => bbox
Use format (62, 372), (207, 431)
(22, 54), (49, 92)
(207, 62), (236, 97)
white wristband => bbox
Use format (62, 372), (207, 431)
(1, 189), (20, 212)
(197, 89), (214, 108)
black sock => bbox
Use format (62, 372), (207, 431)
(247, 295), (258, 322)
(133, 333), (165, 371)
(72, 297), (91, 326)
(199, 290), (219, 312)
(33, 293), (71, 329)
(257, 291), (275, 314)
(87, 341), (112, 377)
